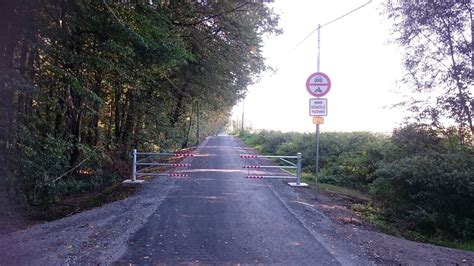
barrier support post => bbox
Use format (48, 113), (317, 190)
(123, 148), (145, 185)
(132, 149), (137, 181)
(288, 152), (308, 187)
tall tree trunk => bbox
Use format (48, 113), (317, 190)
(0, 2), (20, 173)
(66, 86), (82, 166)
(195, 101), (200, 145)
(182, 105), (194, 148)
(122, 88), (135, 149)
(114, 84), (122, 143)
(85, 73), (102, 146)
(106, 103), (113, 149)
(171, 82), (188, 126)
(469, 4), (474, 142)
(444, 19), (474, 139)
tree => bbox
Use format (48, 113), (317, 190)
(385, 1), (473, 143)
(0, 0), (280, 209)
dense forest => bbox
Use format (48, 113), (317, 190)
(0, 0), (279, 210)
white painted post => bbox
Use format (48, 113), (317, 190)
(123, 148), (144, 184)
(132, 149), (137, 182)
(289, 152), (308, 187)
(296, 152), (302, 185)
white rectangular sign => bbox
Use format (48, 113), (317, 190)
(309, 98), (327, 116)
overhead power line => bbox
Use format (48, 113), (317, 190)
(289, 0), (372, 53)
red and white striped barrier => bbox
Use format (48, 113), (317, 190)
(240, 154), (259, 158)
(171, 163), (191, 167)
(125, 149), (194, 184)
(175, 153), (194, 157)
(167, 173), (188, 177)
(240, 152), (308, 187)
(242, 165), (261, 169)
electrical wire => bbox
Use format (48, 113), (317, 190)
(289, 0), (372, 54)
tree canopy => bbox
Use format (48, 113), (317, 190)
(385, 1), (473, 143)
(0, 0), (279, 207)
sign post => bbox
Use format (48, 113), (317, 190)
(305, 24), (329, 196)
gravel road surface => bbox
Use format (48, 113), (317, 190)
(116, 135), (367, 265)
(0, 135), (473, 265)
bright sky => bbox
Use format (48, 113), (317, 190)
(232, 0), (406, 133)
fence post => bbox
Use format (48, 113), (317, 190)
(288, 152), (308, 187)
(296, 152), (302, 185)
(132, 148), (137, 182)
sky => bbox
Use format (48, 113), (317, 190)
(231, 0), (407, 133)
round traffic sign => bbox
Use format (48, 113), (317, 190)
(306, 72), (331, 97)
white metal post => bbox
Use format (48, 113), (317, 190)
(289, 152), (308, 187)
(315, 124), (320, 194)
(123, 148), (145, 184)
(296, 152), (302, 185)
(132, 148), (137, 182)
(317, 24), (321, 72)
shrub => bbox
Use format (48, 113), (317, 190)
(370, 124), (474, 239)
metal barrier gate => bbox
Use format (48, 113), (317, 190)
(240, 153), (308, 187)
(123, 149), (193, 184)
(123, 149), (308, 188)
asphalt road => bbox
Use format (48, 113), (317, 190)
(117, 135), (340, 265)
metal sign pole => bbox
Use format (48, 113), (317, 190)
(315, 124), (320, 194)
(315, 24), (321, 195)
(317, 24), (321, 72)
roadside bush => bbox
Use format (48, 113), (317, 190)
(319, 132), (386, 188)
(14, 127), (73, 207)
(238, 125), (474, 241)
(13, 125), (119, 210)
(238, 130), (387, 189)
(370, 124), (474, 239)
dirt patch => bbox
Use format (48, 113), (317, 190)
(274, 182), (474, 265)
(43, 184), (139, 221)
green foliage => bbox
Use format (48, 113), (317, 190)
(239, 130), (387, 189)
(370, 124), (474, 240)
(14, 127), (73, 207)
(385, 1), (473, 141)
(2, 1), (279, 211)
(239, 124), (474, 242)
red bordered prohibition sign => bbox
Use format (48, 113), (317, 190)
(306, 72), (331, 97)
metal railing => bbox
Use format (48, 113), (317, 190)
(240, 152), (307, 187)
(124, 149), (193, 184)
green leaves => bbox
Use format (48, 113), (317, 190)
(371, 124), (474, 239)
(385, 1), (473, 142)
(3, 0), (279, 211)
(240, 124), (474, 240)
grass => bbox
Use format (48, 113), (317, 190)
(441, 240), (474, 252)
(301, 172), (371, 202)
